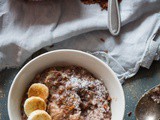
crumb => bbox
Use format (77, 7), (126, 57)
(104, 50), (108, 53)
(81, 0), (122, 10)
(100, 38), (105, 42)
(49, 44), (54, 48)
(127, 112), (132, 117)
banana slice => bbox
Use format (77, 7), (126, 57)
(24, 97), (46, 117)
(28, 83), (49, 100)
(28, 110), (51, 120)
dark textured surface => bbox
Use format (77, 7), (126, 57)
(123, 61), (160, 120)
(135, 85), (160, 120)
(0, 59), (160, 120)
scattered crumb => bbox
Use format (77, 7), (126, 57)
(49, 44), (54, 48)
(0, 93), (5, 98)
(104, 50), (108, 53)
(127, 112), (132, 117)
(0, 90), (5, 99)
(100, 38), (105, 42)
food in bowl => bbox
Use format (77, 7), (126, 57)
(151, 85), (160, 104)
(8, 50), (125, 120)
(21, 66), (112, 120)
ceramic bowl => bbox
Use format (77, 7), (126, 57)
(8, 49), (125, 120)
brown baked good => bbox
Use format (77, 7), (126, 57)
(81, 0), (122, 10)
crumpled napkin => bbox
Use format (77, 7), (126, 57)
(0, 0), (160, 83)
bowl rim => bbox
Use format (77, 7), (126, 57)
(8, 49), (125, 120)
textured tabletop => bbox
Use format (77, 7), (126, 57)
(0, 56), (160, 120)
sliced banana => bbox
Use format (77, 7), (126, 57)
(28, 83), (49, 100)
(24, 97), (46, 117)
(27, 110), (51, 120)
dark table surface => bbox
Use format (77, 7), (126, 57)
(0, 57), (160, 120)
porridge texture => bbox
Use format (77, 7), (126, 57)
(151, 86), (160, 104)
(21, 66), (112, 120)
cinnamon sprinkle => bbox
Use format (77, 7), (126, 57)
(127, 112), (132, 117)
(100, 38), (105, 42)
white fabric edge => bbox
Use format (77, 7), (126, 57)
(120, 29), (160, 83)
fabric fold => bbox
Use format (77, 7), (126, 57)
(0, 0), (160, 82)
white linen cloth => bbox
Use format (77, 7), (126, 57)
(0, 0), (160, 83)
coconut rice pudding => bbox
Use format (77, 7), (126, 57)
(21, 66), (112, 120)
